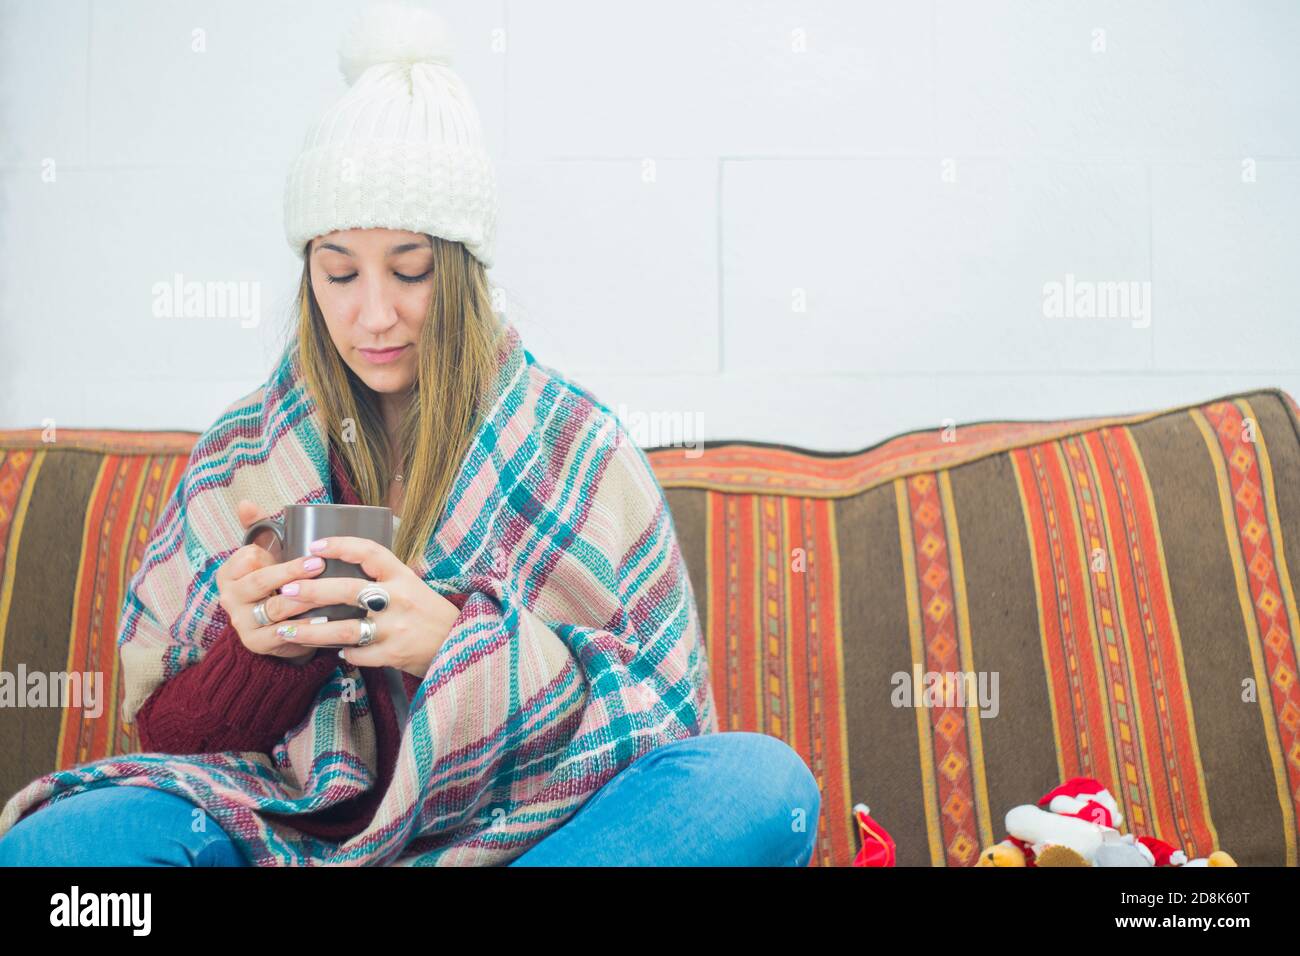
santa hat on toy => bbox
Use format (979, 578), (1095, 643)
(1038, 777), (1123, 831)
(1136, 835), (1187, 866)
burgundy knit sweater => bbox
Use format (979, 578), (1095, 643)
(132, 446), (456, 842)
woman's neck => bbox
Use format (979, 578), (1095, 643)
(378, 390), (409, 517)
(377, 390), (408, 449)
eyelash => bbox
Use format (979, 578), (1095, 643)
(326, 270), (431, 285)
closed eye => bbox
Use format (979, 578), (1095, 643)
(326, 269), (433, 285)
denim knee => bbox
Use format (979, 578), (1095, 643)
(670, 731), (821, 866)
(735, 732), (821, 865)
(510, 731), (821, 867)
(0, 786), (247, 867)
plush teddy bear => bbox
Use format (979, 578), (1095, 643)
(975, 777), (1236, 868)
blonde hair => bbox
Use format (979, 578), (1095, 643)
(293, 235), (505, 566)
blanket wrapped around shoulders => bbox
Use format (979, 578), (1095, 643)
(0, 317), (719, 865)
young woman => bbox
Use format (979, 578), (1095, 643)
(0, 3), (820, 867)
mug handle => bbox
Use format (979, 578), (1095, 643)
(243, 515), (285, 550)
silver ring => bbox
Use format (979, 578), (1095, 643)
(356, 617), (378, 647)
(252, 601), (273, 627)
(356, 583), (390, 614)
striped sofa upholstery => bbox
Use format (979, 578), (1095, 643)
(2, 388), (1298, 866)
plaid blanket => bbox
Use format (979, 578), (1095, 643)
(0, 317), (718, 865)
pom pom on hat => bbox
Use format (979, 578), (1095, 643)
(285, 0), (497, 267)
(338, 1), (455, 86)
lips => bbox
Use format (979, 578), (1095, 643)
(358, 345), (410, 365)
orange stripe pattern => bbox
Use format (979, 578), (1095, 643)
(57, 455), (183, 765)
(704, 492), (851, 866)
(1201, 401), (1300, 846)
(900, 473), (982, 866)
(1012, 425), (1217, 856)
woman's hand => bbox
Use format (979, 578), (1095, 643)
(214, 499), (330, 663)
(269, 535), (462, 678)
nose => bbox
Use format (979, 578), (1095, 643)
(356, 274), (400, 336)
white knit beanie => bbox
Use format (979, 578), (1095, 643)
(283, 1), (497, 268)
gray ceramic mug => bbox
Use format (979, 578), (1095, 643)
(242, 503), (394, 632)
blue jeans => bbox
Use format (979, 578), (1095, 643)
(0, 731), (820, 866)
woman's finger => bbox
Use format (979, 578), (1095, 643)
(304, 536), (402, 581)
(337, 641), (386, 669)
(234, 553), (328, 604)
(248, 616), (330, 659)
(273, 615), (370, 647)
(276, 575), (392, 611)
(236, 500), (284, 557)
(218, 542), (277, 585)
(236, 499), (263, 529)
(259, 592), (329, 624)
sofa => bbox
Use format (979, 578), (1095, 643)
(2, 386), (1299, 866)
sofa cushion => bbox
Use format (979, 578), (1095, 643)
(1, 389), (1298, 866)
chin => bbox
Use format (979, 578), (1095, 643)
(357, 370), (414, 393)
(347, 352), (416, 392)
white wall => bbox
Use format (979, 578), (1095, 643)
(2, 0), (1298, 452)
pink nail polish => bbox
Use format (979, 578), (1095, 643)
(303, 557), (324, 571)
(309, 538), (328, 553)
(281, 582), (299, 596)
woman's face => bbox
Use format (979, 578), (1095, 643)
(308, 227), (435, 394)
